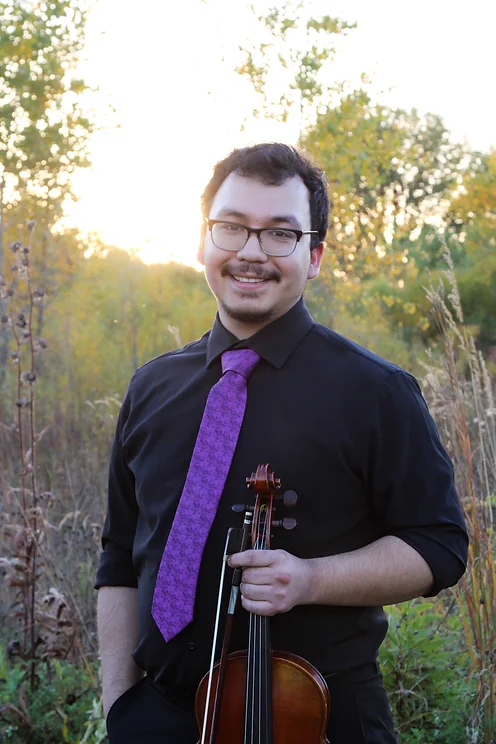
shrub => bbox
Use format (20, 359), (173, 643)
(380, 600), (474, 742)
(0, 647), (105, 744)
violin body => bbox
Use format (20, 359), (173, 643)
(195, 649), (330, 744)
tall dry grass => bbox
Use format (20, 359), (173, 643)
(0, 226), (106, 682)
(423, 247), (495, 742)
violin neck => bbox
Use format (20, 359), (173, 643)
(244, 612), (272, 744)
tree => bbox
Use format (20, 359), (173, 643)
(0, 0), (95, 380)
(0, 0), (93, 227)
(446, 151), (496, 351)
(365, 152), (496, 355)
(448, 151), (496, 261)
(236, 2), (355, 129)
(302, 90), (466, 285)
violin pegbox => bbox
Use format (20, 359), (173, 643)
(244, 464), (298, 544)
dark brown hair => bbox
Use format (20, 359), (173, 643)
(201, 143), (329, 249)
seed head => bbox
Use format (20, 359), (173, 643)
(1, 314), (8, 324)
(26, 220), (36, 231)
(9, 241), (22, 253)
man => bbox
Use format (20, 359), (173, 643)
(96, 143), (468, 743)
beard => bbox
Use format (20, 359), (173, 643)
(219, 298), (276, 326)
(217, 261), (282, 326)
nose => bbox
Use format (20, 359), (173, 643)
(236, 231), (268, 262)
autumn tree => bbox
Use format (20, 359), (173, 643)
(39, 246), (215, 429)
(302, 90), (466, 284)
(236, 5), (469, 332)
(236, 1), (355, 128)
(0, 0), (95, 380)
(364, 152), (496, 355)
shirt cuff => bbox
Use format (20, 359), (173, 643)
(392, 526), (468, 596)
(94, 547), (138, 589)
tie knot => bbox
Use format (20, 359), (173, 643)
(221, 348), (260, 381)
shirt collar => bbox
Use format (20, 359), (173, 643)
(206, 298), (314, 370)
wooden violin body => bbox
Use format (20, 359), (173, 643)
(196, 649), (329, 744)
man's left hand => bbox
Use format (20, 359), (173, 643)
(228, 549), (312, 616)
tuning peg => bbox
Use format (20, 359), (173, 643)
(272, 517), (297, 530)
(274, 490), (298, 507)
(231, 504), (246, 513)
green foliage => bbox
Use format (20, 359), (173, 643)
(0, 0), (96, 385)
(302, 90), (466, 284)
(236, 2), (355, 124)
(0, 0), (94, 225)
(365, 149), (496, 356)
(0, 648), (104, 743)
(305, 277), (431, 374)
(39, 247), (216, 418)
(380, 601), (474, 742)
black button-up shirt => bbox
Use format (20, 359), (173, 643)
(95, 299), (468, 694)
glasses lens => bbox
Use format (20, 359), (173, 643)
(211, 222), (248, 251)
(260, 229), (297, 256)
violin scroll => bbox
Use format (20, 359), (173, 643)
(246, 463), (281, 494)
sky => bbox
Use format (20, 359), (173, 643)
(64, 0), (496, 267)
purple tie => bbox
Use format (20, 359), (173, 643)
(152, 348), (260, 641)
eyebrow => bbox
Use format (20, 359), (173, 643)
(214, 208), (303, 230)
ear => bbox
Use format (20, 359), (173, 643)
(307, 241), (325, 280)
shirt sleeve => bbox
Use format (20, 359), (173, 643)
(365, 369), (468, 595)
(95, 378), (139, 589)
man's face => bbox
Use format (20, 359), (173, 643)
(198, 173), (324, 339)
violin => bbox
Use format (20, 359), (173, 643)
(195, 464), (330, 744)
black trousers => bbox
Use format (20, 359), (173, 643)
(106, 663), (397, 743)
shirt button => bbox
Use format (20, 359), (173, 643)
(188, 642), (196, 650)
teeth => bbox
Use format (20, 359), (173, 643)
(233, 276), (265, 283)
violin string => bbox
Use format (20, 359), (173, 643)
(261, 515), (269, 744)
(250, 524), (265, 744)
(246, 501), (273, 744)
(258, 526), (264, 744)
(246, 605), (255, 744)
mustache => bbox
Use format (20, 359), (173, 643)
(221, 264), (281, 282)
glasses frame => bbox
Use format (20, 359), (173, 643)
(205, 218), (318, 257)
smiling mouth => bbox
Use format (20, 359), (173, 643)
(232, 275), (268, 283)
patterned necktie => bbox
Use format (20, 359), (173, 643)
(152, 348), (261, 642)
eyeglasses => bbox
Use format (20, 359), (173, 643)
(206, 218), (318, 257)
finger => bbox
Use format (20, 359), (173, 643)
(228, 550), (272, 569)
(240, 567), (274, 585)
(240, 582), (272, 602)
(240, 594), (277, 616)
